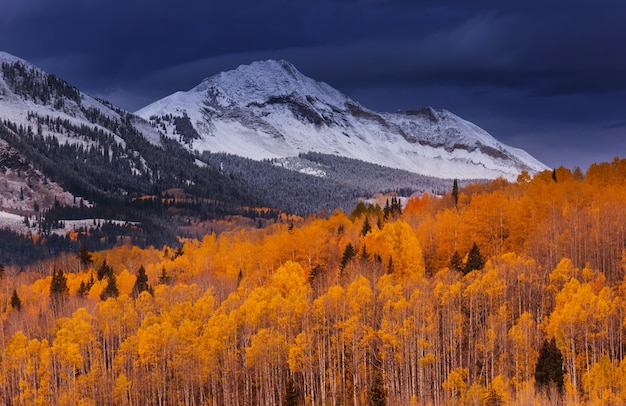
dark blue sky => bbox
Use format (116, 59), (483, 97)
(2, 0), (624, 170)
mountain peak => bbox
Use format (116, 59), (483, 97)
(137, 60), (548, 180)
(235, 59), (300, 78)
(198, 59), (324, 100)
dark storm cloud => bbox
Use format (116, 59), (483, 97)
(1, 0), (624, 170)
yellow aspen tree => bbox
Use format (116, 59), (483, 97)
(365, 220), (425, 279)
(462, 260), (505, 385)
(170, 318), (202, 404)
(405, 276), (438, 405)
(442, 367), (469, 404)
(3, 331), (29, 404)
(545, 276), (616, 401)
(246, 327), (289, 406)
(198, 311), (232, 405)
(432, 268), (465, 405)
(134, 319), (178, 405)
(376, 273), (406, 404)
(94, 296), (139, 384)
(583, 355), (620, 405)
(507, 311), (538, 390)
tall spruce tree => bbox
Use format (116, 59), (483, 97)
(77, 244), (94, 269)
(97, 260), (113, 280)
(50, 268), (69, 313)
(361, 216), (372, 236)
(340, 243), (356, 271)
(369, 370), (387, 406)
(10, 289), (22, 311)
(452, 178), (459, 207)
(283, 377), (298, 406)
(100, 272), (119, 300)
(132, 265), (152, 298)
(464, 242), (485, 274)
(158, 266), (171, 285)
(449, 250), (463, 271)
(535, 337), (564, 393)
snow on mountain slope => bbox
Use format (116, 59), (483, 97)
(137, 59), (549, 180)
(0, 51), (161, 149)
(0, 51), (167, 212)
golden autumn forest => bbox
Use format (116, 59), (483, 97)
(2, 158), (626, 406)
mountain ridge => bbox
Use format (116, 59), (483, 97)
(137, 59), (548, 180)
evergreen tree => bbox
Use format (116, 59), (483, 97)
(383, 197), (402, 219)
(10, 289), (21, 311)
(340, 243), (356, 271)
(368, 370), (387, 406)
(97, 259), (113, 280)
(360, 244), (370, 260)
(158, 266), (171, 285)
(464, 242), (485, 274)
(361, 216), (372, 236)
(535, 337), (564, 393)
(308, 264), (324, 287)
(237, 269), (243, 287)
(452, 178), (459, 207)
(77, 280), (88, 298)
(0, 262), (4, 279)
(132, 265), (152, 298)
(78, 244), (93, 269)
(100, 272), (119, 300)
(283, 377), (298, 406)
(50, 268), (69, 313)
(449, 250), (463, 271)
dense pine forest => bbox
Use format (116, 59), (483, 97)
(1, 159), (626, 405)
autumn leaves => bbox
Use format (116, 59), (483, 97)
(1, 160), (626, 404)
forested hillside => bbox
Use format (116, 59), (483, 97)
(1, 159), (626, 405)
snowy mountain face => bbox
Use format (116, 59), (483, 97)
(0, 52), (240, 205)
(137, 59), (548, 180)
(0, 51), (252, 220)
(0, 51), (268, 256)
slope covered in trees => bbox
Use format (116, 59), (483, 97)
(0, 159), (626, 405)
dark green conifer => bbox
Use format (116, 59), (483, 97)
(535, 337), (564, 393)
(449, 250), (463, 271)
(100, 272), (119, 300)
(77, 280), (88, 298)
(452, 178), (459, 207)
(340, 243), (356, 271)
(464, 242), (485, 274)
(361, 216), (372, 236)
(283, 377), (298, 406)
(158, 267), (171, 285)
(368, 370), (387, 406)
(50, 268), (69, 313)
(10, 289), (22, 311)
(132, 265), (152, 298)
(360, 244), (369, 260)
(97, 260), (113, 280)
(77, 244), (93, 269)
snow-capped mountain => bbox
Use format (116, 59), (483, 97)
(0, 51), (255, 232)
(0, 50), (166, 209)
(137, 59), (548, 180)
